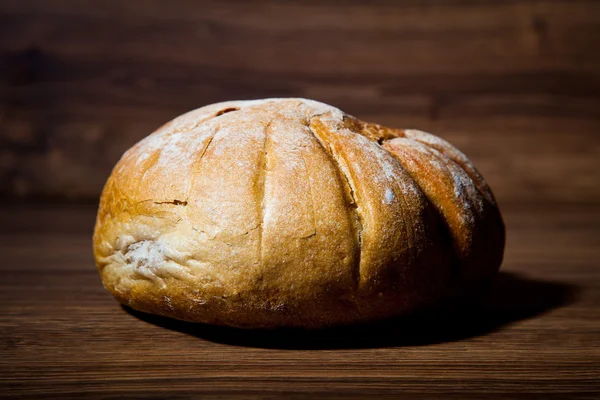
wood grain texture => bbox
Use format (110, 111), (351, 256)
(1, 203), (599, 399)
(1, 0), (600, 203)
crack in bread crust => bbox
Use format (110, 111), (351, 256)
(307, 116), (363, 291)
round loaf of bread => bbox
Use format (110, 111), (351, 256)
(93, 98), (505, 328)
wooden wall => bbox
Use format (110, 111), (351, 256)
(1, 0), (599, 205)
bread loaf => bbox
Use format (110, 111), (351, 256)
(93, 98), (505, 328)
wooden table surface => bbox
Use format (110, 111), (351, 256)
(1, 203), (599, 399)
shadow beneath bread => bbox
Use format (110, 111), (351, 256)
(123, 272), (578, 349)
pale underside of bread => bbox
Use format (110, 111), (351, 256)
(93, 98), (505, 328)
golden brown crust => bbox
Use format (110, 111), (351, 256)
(93, 98), (505, 328)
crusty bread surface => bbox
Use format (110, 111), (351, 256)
(93, 98), (505, 328)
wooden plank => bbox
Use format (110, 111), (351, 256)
(2, 1), (600, 74)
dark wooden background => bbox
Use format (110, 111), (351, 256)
(1, 0), (599, 205)
(1, 1), (599, 399)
